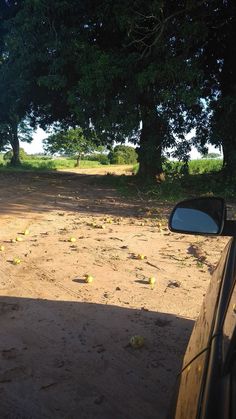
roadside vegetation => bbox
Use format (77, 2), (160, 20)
(0, 153), (102, 171)
(0, 152), (222, 174)
(115, 173), (235, 202)
(102, 158), (236, 202)
(0, 144), (138, 171)
(1, 151), (232, 201)
(133, 159), (223, 176)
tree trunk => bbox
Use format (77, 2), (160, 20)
(137, 96), (165, 181)
(218, 6), (236, 178)
(9, 121), (21, 166)
(222, 141), (236, 177)
(75, 154), (81, 167)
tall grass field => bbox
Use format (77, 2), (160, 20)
(0, 153), (223, 174)
(0, 155), (102, 171)
(179, 159), (222, 175)
(132, 158), (223, 176)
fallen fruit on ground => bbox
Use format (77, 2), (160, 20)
(137, 254), (145, 260)
(24, 229), (30, 235)
(129, 335), (144, 349)
(11, 239), (16, 243)
(148, 277), (156, 287)
(69, 237), (76, 243)
(105, 217), (113, 223)
(0, 245), (5, 251)
(84, 274), (94, 283)
(13, 258), (21, 265)
(16, 237), (23, 242)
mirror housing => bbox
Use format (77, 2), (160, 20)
(169, 197), (226, 236)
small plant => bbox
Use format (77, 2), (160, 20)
(197, 260), (204, 269)
(4, 148), (28, 162)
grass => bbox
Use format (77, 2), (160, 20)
(138, 172), (236, 202)
(133, 159), (223, 176)
(189, 159), (222, 174)
(0, 157), (102, 171)
(114, 158), (236, 201)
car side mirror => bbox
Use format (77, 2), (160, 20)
(169, 197), (226, 236)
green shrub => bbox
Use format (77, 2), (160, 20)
(97, 154), (110, 165)
(4, 147), (28, 162)
(163, 160), (185, 175)
(84, 153), (110, 165)
(108, 145), (138, 164)
(110, 153), (126, 164)
(90, 154), (110, 165)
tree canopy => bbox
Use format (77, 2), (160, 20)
(0, 0), (235, 177)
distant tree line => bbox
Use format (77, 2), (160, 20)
(43, 128), (138, 166)
(0, 0), (235, 180)
(2, 140), (138, 167)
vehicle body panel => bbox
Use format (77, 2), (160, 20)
(180, 240), (231, 369)
(168, 198), (236, 419)
(174, 351), (207, 419)
(170, 240), (236, 418)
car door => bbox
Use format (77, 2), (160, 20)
(171, 238), (234, 419)
(199, 241), (236, 419)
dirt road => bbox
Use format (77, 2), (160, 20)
(0, 169), (227, 419)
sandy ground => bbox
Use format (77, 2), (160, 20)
(59, 164), (135, 176)
(0, 168), (228, 419)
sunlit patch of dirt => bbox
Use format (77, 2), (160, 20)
(0, 169), (228, 419)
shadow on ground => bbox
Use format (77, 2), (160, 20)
(0, 172), (171, 218)
(0, 296), (193, 419)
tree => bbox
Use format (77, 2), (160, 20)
(0, 1), (33, 165)
(0, 118), (33, 165)
(3, 0), (233, 178)
(2, 0), (205, 179)
(209, 1), (236, 176)
(43, 128), (97, 167)
(123, 1), (236, 177)
(185, 1), (236, 177)
(3, 146), (28, 162)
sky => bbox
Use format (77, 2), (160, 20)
(20, 127), (222, 160)
(20, 127), (47, 155)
